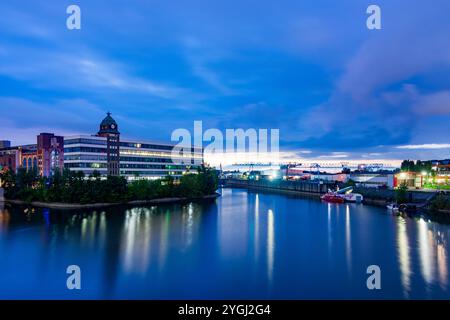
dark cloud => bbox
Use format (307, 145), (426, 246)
(0, 0), (450, 161)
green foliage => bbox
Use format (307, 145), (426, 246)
(429, 194), (450, 212)
(2, 165), (218, 204)
(395, 182), (409, 204)
(400, 160), (432, 173)
(344, 179), (356, 188)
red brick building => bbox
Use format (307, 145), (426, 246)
(0, 133), (64, 177)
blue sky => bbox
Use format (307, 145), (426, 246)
(0, 0), (450, 163)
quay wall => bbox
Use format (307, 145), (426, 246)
(222, 179), (441, 205)
(221, 179), (334, 197)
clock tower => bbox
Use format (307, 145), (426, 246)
(97, 112), (120, 176)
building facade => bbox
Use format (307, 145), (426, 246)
(1, 113), (203, 180)
(432, 159), (450, 175)
(0, 147), (20, 172)
(0, 134), (64, 177)
(0, 141), (11, 149)
(64, 113), (203, 179)
(97, 112), (121, 176)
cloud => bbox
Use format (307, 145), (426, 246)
(181, 38), (237, 95)
(0, 46), (184, 98)
(396, 144), (450, 150)
(318, 153), (349, 159)
(296, 1), (450, 158)
(0, 97), (104, 143)
(1, 0), (450, 163)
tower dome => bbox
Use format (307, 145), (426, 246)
(98, 112), (119, 135)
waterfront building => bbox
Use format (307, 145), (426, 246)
(0, 133), (64, 177)
(97, 112), (120, 176)
(1, 113), (203, 180)
(431, 159), (450, 175)
(64, 113), (203, 179)
(0, 147), (20, 172)
(348, 172), (395, 188)
(0, 141), (11, 149)
(395, 170), (450, 188)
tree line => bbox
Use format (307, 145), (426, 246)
(0, 166), (218, 204)
(400, 160), (432, 173)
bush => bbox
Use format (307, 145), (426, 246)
(430, 194), (450, 212)
(2, 166), (218, 204)
(395, 182), (409, 204)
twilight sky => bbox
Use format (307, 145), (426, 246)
(0, 0), (450, 164)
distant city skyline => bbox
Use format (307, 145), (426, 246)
(1, 0), (450, 163)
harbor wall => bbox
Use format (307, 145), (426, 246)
(353, 187), (438, 203)
(222, 179), (335, 196)
(222, 179), (441, 205)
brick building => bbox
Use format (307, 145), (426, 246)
(0, 133), (64, 177)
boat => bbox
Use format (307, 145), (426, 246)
(386, 203), (399, 213)
(320, 186), (364, 204)
(321, 192), (345, 203)
(336, 186), (364, 203)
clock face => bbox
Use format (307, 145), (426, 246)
(111, 124), (116, 129)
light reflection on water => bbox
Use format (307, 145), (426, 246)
(396, 217), (412, 298)
(0, 188), (449, 299)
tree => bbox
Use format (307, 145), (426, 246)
(395, 182), (409, 204)
(400, 160), (415, 172)
(2, 167), (218, 203)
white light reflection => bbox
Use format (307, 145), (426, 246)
(184, 203), (194, 248)
(267, 209), (274, 284)
(418, 218), (435, 288)
(121, 208), (152, 274)
(218, 189), (248, 258)
(98, 212), (107, 249)
(158, 210), (169, 270)
(345, 205), (352, 275)
(327, 203), (332, 267)
(436, 231), (448, 289)
(396, 217), (411, 298)
(254, 194), (260, 261)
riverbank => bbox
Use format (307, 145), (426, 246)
(4, 193), (221, 210)
(221, 178), (333, 198)
(222, 179), (448, 209)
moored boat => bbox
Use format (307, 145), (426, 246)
(386, 203), (399, 213)
(321, 192), (345, 203)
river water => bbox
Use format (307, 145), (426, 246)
(0, 188), (449, 299)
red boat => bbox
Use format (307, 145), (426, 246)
(320, 193), (345, 204)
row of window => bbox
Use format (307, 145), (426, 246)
(120, 171), (183, 176)
(65, 163), (187, 169)
(64, 139), (203, 153)
(65, 147), (107, 153)
(65, 138), (107, 146)
(64, 147), (179, 157)
(23, 158), (38, 168)
(64, 155), (182, 164)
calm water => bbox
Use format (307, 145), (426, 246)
(0, 188), (449, 299)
